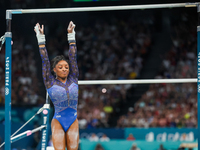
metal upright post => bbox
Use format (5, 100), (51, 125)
(197, 4), (200, 150)
(5, 10), (12, 150)
(41, 92), (50, 150)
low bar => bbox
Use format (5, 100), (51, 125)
(9, 3), (197, 14)
(78, 78), (197, 85)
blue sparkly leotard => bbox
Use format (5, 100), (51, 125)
(39, 43), (78, 132)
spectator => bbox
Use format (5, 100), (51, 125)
(95, 143), (104, 150)
(157, 144), (166, 150)
(180, 133), (194, 142)
(89, 133), (99, 142)
(100, 134), (110, 142)
(127, 133), (136, 141)
(129, 143), (141, 150)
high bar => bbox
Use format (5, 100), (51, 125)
(9, 3), (197, 14)
(78, 78), (197, 85)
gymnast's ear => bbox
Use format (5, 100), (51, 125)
(53, 68), (56, 74)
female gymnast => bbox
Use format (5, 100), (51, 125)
(34, 21), (79, 150)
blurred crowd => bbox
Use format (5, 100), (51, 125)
(117, 13), (197, 128)
(74, 17), (152, 128)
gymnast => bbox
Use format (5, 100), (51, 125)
(34, 21), (79, 150)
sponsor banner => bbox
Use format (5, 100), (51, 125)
(125, 128), (197, 141)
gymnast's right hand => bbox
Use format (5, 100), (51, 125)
(34, 23), (46, 45)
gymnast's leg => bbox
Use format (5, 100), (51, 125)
(66, 119), (79, 150)
(51, 119), (66, 150)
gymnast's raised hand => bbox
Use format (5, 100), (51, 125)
(67, 21), (75, 33)
(34, 23), (45, 45)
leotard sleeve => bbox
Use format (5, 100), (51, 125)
(39, 45), (54, 89)
(68, 43), (79, 83)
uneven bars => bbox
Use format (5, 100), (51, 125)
(9, 3), (197, 14)
(78, 78), (197, 85)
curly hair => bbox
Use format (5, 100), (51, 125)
(51, 55), (69, 71)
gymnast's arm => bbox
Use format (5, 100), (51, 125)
(67, 21), (79, 80)
(34, 23), (54, 89)
(38, 45), (54, 89)
(68, 42), (79, 79)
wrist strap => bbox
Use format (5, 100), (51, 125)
(68, 32), (75, 41)
(37, 34), (46, 45)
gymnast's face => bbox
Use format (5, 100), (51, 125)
(53, 60), (69, 79)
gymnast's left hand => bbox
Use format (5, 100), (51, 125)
(34, 23), (46, 45)
(67, 21), (76, 42)
(34, 23), (44, 35)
